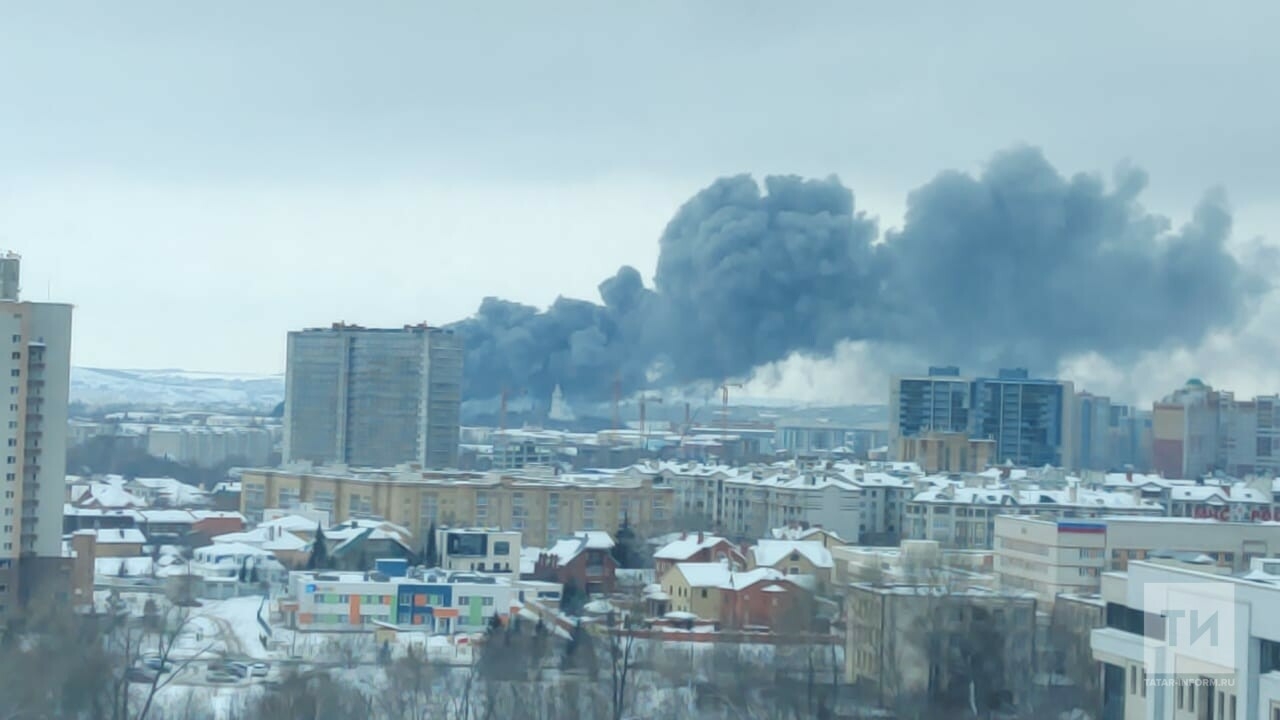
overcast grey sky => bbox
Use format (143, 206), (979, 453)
(3, 2), (1279, 403)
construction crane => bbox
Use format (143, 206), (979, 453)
(638, 394), (664, 450)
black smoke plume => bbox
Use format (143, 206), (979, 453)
(448, 146), (1265, 402)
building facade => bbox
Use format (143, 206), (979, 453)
(905, 482), (1164, 550)
(970, 369), (1075, 469)
(283, 323), (463, 469)
(287, 569), (516, 633)
(0, 252), (73, 623)
(894, 431), (995, 474)
(890, 367), (1075, 470)
(1091, 560), (1280, 720)
(888, 367), (972, 452)
(241, 465), (674, 547)
(844, 582), (1038, 710)
(147, 425), (274, 468)
(993, 516), (1107, 605)
(437, 527), (522, 580)
(1151, 379), (1227, 479)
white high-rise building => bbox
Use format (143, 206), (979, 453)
(0, 252), (73, 622)
(283, 323), (463, 469)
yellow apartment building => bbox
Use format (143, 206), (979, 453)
(240, 465), (674, 547)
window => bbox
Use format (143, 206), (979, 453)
(700, 588), (707, 598)
(1129, 666), (1136, 695)
(9, 352), (17, 360)
(1177, 683), (1184, 709)
(5, 457), (12, 465)
(10, 335), (18, 343)
(494, 541), (510, 556)
(8, 369), (17, 377)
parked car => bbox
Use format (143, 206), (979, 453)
(142, 657), (173, 673)
(250, 663), (269, 678)
(206, 670), (237, 684)
(126, 668), (158, 684)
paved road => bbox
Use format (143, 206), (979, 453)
(198, 614), (246, 657)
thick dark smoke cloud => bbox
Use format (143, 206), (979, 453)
(449, 146), (1265, 402)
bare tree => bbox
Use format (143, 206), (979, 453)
(250, 668), (372, 720)
(602, 610), (639, 720)
(377, 643), (444, 720)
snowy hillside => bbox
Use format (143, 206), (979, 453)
(71, 367), (285, 410)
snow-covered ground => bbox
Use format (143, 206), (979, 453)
(71, 367), (283, 409)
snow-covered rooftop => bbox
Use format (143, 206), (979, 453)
(93, 527), (147, 544)
(674, 562), (789, 590)
(654, 534), (732, 560)
(751, 540), (834, 569)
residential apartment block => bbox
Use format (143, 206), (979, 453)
(0, 252), (73, 623)
(890, 367), (1075, 470)
(284, 323), (463, 469)
(1151, 378), (1280, 479)
(894, 431), (995, 474)
(147, 425), (275, 468)
(905, 479), (1163, 549)
(656, 460), (918, 544)
(240, 464), (673, 547)
(888, 366), (972, 451)
(1072, 393), (1152, 472)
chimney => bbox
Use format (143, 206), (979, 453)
(680, 531), (688, 541)
(1126, 470), (1133, 483)
(697, 531), (705, 545)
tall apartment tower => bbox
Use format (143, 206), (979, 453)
(890, 366), (1075, 469)
(970, 368), (1075, 469)
(0, 252), (74, 621)
(283, 323), (463, 469)
(888, 366), (973, 451)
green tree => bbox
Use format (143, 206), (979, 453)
(307, 525), (330, 570)
(423, 522), (439, 567)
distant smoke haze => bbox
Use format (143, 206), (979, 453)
(449, 146), (1268, 406)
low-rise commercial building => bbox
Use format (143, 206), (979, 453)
(844, 582), (1038, 712)
(286, 568), (516, 633)
(994, 515), (1280, 606)
(1090, 560), (1280, 720)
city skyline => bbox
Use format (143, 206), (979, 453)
(5, 3), (1280, 407)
